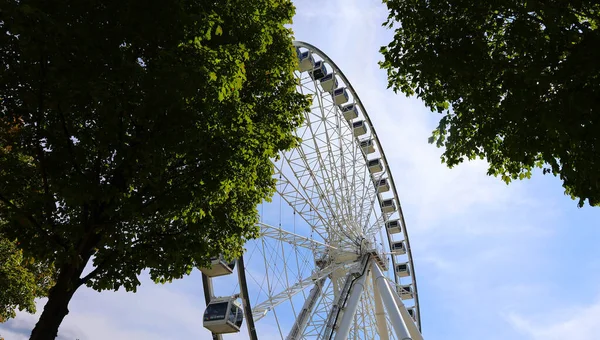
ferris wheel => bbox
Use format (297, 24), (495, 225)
(200, 41), (423, 340)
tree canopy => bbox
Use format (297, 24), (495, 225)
(380, 0), (600, 206)
(0, 0), (308, 338)
(0, 234), (55, 322)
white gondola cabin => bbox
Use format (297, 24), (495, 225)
(203, 297), (244, 334)
(381, 198), (396, 213)
(386, 219), (401, 234)
(320, 73), (338, 92)
(309, 60), (327, 81)
(391, 241), (406, 255)
(341, 104), (358, 121)
(360, 139), (375, 154)
(395, 262), (411, 277)
(397, 284), (414, 300)
(199, 255), (236, 278)
(407, 307), (417, 322)
(297, 51), (315, 72)
(368, 158), (383, 174)
(376, 178), (390, 193)
(333, 87), (349, 105)
(352, 121), (367, 136)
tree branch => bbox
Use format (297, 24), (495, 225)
(78, 253), (114, 286)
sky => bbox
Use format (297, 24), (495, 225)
(2, 1), (600, 339)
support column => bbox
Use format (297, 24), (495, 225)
(237, 256), (259, 340)
(371, 262), (412, 340)
(387, 281), (424, 340)
(286, 278), (325, 340)
(372, 275), (390, 340)
(333, 262), (370, 340)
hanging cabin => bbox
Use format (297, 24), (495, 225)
(395, 262), (411, 277)
(320, 73), (338, 92)
(381, 198), (396, 213)
(203, 297), (244, 334)
(298, 50), (315, 72)
(309, 61), (328, 81)
(376, 178), (390, 193)
(199, 255), (236, 278)
(391, 241), (406, 255)
(360, 139), (375, 154)
(352, 121), (367, 136)
(386, 219), (401, 234)
(333, 87), (349, 105)
(341, 104), (358, 121)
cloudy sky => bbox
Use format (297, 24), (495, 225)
(2, 1), (600, 339)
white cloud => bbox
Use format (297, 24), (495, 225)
(0, 272), (207, 340)
(508, 296), (600, 340)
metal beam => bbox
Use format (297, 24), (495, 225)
(237, 256), (259, 340)
(371, 262), (412, 340)
(252, 261), (356, 321)
(372, 275), (390, 340)
(333, 260), (370, 340)
(387, 281), (424, 340)
(257, 222), (336, 251)
(286, 278), (326, 340)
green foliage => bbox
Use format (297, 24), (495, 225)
(381, 0), (600, 207)
(0, 234), (55, 322)
(0, 0), (307, 329)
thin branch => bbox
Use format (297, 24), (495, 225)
(78, 253), (114, 286)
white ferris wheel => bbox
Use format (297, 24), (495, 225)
(200, 41), (423, 340)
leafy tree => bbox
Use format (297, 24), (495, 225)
(0, 234), (55, 322)
(0, 0), (308, 339)
(380, 0), (600, 206)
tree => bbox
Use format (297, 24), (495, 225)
(380, 0), (600, 206)
(0, 234), (55, 323)
(0, 0), (308, 339)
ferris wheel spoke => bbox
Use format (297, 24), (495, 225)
(274, 166), (330, 241)
(295, 83), (360, 238)
(309, 93), (347, 210)
(251, 261), (356, 322)
(243, 230), (314, 311)
(278, 144), (355, 245)
(258, 222), (336, 252)
(296, 112), (345, 221)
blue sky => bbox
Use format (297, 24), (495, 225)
(2, 1), (600, 339)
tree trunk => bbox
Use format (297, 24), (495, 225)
(29, 255), (90, 340)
